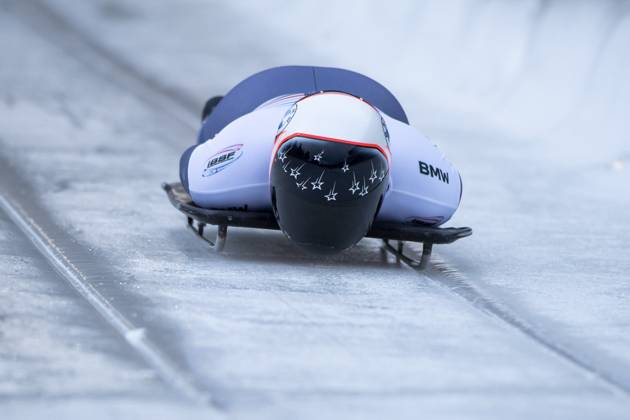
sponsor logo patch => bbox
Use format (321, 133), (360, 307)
(202, 144), (243, 177)
(419, 160), (449, 184)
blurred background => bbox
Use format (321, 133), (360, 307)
(1, 1), (629, 419)
(43, 0), (630, 163)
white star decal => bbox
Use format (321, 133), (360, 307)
(324, 182), (338, 201)
(378, 169), (385, 181)
(278, 150), (288, 162)
(341, 161), (349, 173)
(311, 170), (325, 190)
(289, 163), (305, 179)
(313, 150), (324, 162)
(359, 178), (369, 196)
(349, 172), (360, 194)
(369, 162), (378, 183)
(282, 160), (291, 173)
(296, 177), (311, 190)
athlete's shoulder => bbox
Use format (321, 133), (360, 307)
(381, 113), (434, 147)
(187, 104), (289, 210)
(190, 105), (285, 177)
(198, 103), (289, 145)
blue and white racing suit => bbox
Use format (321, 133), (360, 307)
(180, 66), (462, 225)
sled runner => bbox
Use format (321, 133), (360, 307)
(162, 182), (471, 267)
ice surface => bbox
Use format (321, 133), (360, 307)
(1, 0), (630, 419)
(0, 205), (187, 416)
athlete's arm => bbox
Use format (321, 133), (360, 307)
(185, 106), (287, 211)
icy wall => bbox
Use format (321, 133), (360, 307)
(230, 0), (630, 163)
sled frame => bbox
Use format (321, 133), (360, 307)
(186, 216), (227, 252)
(163, 182), (471, 268)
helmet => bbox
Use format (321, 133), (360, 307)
(270, 92), (391, 254)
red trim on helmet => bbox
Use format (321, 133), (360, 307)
(269, 132), (391, 178)
(273, 132), (390, 162)
(269, 92), (391, 177)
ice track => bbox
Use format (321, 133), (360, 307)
(2, 1), (630, 419)
(0, 159), (213, 407)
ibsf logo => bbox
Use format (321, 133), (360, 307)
(202, 144), (243, 177)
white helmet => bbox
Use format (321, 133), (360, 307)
(270, 91), (391, 253)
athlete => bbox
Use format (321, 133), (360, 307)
(180, 66), (462, 253)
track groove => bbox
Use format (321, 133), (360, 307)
(0, 193), (214, 407)
(383, 240), (630, 398)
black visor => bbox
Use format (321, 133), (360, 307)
(270, 135), (389, 254)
